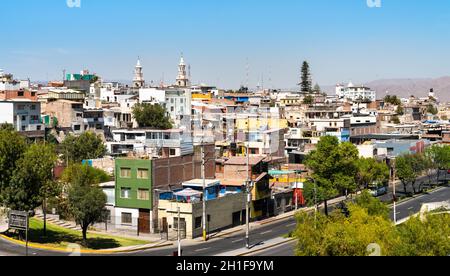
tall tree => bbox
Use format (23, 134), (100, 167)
(425, 145), (450, 184)
(132, 103), (173, 129)
(396, 153), (426, 195)
(0, 127), (27, 205)
(300, 61), (312, 93)
(67, 165), (107, 243)
(305, 136), (359, 215)
(2, 143), (57, 212)
(61, 132), (107, 164)
(355, 158), (390, 190)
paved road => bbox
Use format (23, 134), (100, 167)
(251, 186), (450, 257)
(2, 185), (449, 257)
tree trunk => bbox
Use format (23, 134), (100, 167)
(324, 200), (329, 216)
(82, 225), (88, 244)
(411, 181), (417, 195)
(437, 169), (440, 185)
(43, 199), (47, 236)
(402, 182), (408, 196)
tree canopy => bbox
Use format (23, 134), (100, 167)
(132, 103), (173, 129)
(300, 61), (312, 93)
(67, 165), (107, 242)
(61, 132), (107, 164)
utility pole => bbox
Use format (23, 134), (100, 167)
(201, 113), (207, 241)
(245, 114), (252, 249)
(177, 207), (182, 256)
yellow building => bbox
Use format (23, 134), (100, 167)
(192, 93), (212, 101)
(236, 117), (288, 131)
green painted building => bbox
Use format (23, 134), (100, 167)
(115, 158), (153, 211)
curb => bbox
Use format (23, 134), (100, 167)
(387, 186), (446, 208)
(0, 234), (173, 255)
(237, 238), (296, 256)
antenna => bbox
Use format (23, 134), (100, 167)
(246, 58), (249, 90)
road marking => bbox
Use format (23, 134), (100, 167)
(408, 207), (414, 210)
(232, 239), (244, 244)
(260, 230), (273, 235)
(195, 247), (210, 252)
(286, 223), (296, 227)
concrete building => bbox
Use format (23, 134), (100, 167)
(107, 128), (193, 157)
(41, 100), (85, 133)
(0, 100), (44, 135)
(336, 82), (376, 102)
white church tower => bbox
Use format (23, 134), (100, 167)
(133, 58), (145, 88)
(175, 54), (190, 87)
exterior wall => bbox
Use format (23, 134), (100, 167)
(114, 207), (139, 229)
(115, 159), (153, 210)
(158, 193), (245, 239)
(0, 90), (37, 101)
(0, 101), (43, 132)
(42, 100), (84, 130)
(0, 102), (14, 125)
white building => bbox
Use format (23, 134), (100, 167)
(0, 70), (20, 91)
(0, 100), (43, 132)
(336, 82), (376, 102)
(107, 128), (194, 157)
(139, 87), (192, 126)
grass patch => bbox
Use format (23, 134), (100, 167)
(5, 218), (148, 250)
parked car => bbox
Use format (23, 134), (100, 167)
(369, 185), (388, 197)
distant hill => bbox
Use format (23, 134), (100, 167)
(323, 76), (450, 102)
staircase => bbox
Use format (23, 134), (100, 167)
(34, 210), (81, 231)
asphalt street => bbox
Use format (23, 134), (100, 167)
(1, 186), (449, 257)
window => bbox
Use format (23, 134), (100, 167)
(121, 213), (132, 224)
(169, 149), (176, 156)
(31, 92), (36, 97)
(137, 169), (149, 179)
(137, 189), (150, 200)
(30, 105), (36, 110)
(195, 217), (202, 229)
(74, 125), (81, 131)
(18, 91), (24, 97)
(21, 115), (27, 121)
(120, 168), (131, 178)
(120, 188), (131, 199)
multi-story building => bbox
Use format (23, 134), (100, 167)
(0, 100), (44, 137)
(41, 100), (85, 133)
(107, 128), (194, 157)
(114, 158), (153, 234)
(336, 82), (376, 102)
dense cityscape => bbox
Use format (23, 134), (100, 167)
(0, 0), (449, 261)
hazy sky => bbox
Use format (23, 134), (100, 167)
(1, 0), (450, 89)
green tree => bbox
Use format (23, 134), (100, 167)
(396, 154), (426, 195)
(0, 128), (27, 205)
(302, 95), (314, 105)
(384, 95), (401, 106)
(305, 136), (359, 215)
(61, 132), (107, 164)
(299, 61), (312, 93)
(313, 83), (321, 94)
(294, 204), (399, 256)
(354, 190), (390, 219)
(67, 165), (107, 243)
(394, 213), (450, 256)
(132, 103), (173, 129)
(355, 158), (390, 190)
(2, 143), (57, 212)
(426, 104), (438, 115)
(62, 164), (111, 185)
(425, 145), (450, 184)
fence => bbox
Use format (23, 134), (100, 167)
(159, 218), (186, 241)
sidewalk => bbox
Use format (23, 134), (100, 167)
(184, 194), (351, 245)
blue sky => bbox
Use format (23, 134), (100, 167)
(1, 0), (450, 89)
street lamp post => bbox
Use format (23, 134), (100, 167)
(245, 114), (252, 249)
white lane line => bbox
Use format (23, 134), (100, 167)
(408, 207), (414, 210)
(232, 239), (244, 244)
(195, 247), (210, 252)
(286, 223), (296, 227)
(260, 230), (273, 235)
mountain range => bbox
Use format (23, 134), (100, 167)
(323, 76), (450, 102)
